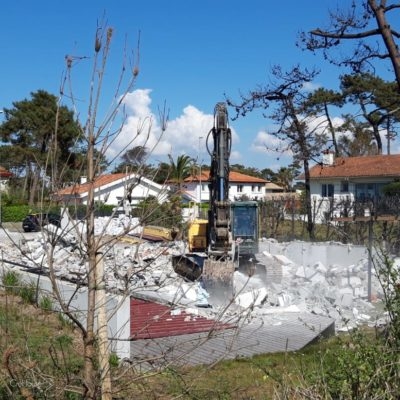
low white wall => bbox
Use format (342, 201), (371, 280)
(259, 240), (369, 268)
(0, 264), (131, 359)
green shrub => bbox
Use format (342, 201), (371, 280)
(19, 281), (37, 304)
(133, 194), (184, 230)
(2, 205), (32, 222)
(109, 352), (119, 368)
(39, 295), (53, 312)
(382, 181), (400, 196)
(2, 270), (21, 294)
(2, 204), (62, 222)
(295, 249), (400, 399)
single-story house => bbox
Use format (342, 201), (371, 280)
(306, 153), (400, 222)
(179, 170), (270, 203)
(54, 173), (169, 207)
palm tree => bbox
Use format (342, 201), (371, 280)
(168, 154), (194, 192)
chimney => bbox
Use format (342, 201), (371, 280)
(80, 176), (87, 184)
(322, 150), (334, 166)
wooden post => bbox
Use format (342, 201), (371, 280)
(368, 219), (373, 302)
(96, 252), (112, 399)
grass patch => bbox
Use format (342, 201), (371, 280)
(2, 270), (21, 294)
(114, 328), (396, 399)
(0, 290), (83, 398)
(39, 295), (53, 311)
(0, 283), (397, 399)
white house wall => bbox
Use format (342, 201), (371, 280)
(184, 182), (266, 203)
(93, 182), (168, 206)
(310, 181), (353, 223)
(310, 178), (396, 223)
(230, 183), (265, 201)
(71, 177), (169, 206)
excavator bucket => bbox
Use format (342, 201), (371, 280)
(202, 259), (235, 284)
(172, 255), (235, 305)
(172, 254), (203, 281)
(201, 259), (235, 305)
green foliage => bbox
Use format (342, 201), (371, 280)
(133, 194), (183, 230)
(39, 296), (53, 312)
(382, 181), (400, 196)
(2, 271), (37, 304)
(1, 204), (64, 222)
(18, 281), (37, 305)
(305, 331), (394, 399)
(0, 202), (115, 223)
(168, 154), (194, 188)
(231, 164), (264, 178)
(0, 293), (84, 399)
(0, 90), (84, 203)
(1, 205), (32, 222)
(67, 203), (114, 220)
(375, 251), (400, 345)
(2, 270), (21, 294)
(109, 353), (119, 368)
(114, 145), (150, 173)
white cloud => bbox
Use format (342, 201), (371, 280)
(107, 90), (240, 164)
(251, 130), (291, 154)
(230, 150), (242, 162)
(106, 89), (161, 162)
(301, 81), (321, 92)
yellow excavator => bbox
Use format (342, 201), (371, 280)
(172, 103), (259, 303)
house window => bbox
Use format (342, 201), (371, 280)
(340, 181), (349, 193)
(237, 185), (243, 193)
(322, 184), (334, 197)
(355, 183), (385, 200)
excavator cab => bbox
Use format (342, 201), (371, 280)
(231, 201), (259, 258)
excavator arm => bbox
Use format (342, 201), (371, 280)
(201, 103), (236, 288)
(206, 102), (234, 260)
(172, 102), (238, 304)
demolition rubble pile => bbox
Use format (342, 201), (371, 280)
(0, 215), (390, 331)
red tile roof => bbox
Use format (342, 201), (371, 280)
(130, 298), (234, 339)
(0, 166), (12, 178)
(184, 170), (267, 184)
(308, 154), (400, 179)
(56, 173), (130, 195)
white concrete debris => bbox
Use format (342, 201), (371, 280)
(0, 218), (392, 331)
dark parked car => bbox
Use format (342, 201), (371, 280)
(22, 213), (61, 232)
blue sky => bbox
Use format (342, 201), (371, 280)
(1, 0), (389, 172)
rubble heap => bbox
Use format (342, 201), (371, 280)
(0, 217), (390, 331)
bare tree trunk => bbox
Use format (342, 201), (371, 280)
(324, 102), (340, 157)
(303, 157), (315, 240)
(83, 133), (98, 399)
(28, 166), (40, 206)
(370, 0), (400, 92)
